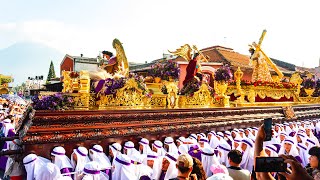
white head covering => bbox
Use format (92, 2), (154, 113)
(264, 145), (278, 157)
(232, 137), (242, 151)
(297, 143), (309, 167)
(153, 140), (166, 156)
(112, 153), (137, 180)
(178, 144), (189, 155)
(124, 141), (139, 157)
(208, 131), (220, 149)
(218, 143), (231, 167)
(143, 151), (160, 179)
(109, 142), (122, 159)
(131, 152), (153, 179)
(139, 138), (152, 155)
(35, 162), (64, 180)
(199, 137), (211, 149)
(224, 131), (233, 141)
(71, 146), (90, 173)
(2, 118), (15, 137)
(240, 138), (254, 172)
(82, 161), (108, 180)
(306, 138), (317, 151)
(23, 154), (46, 180)
(176, 136), (186, 147)
(89, 145), (111, 170)
(189, 134), (198, 144)
(155, 152), (178, 180)
(201, 147), (219, 177)
(51, 146), (73, 171)
(164, 137), (179, 154)
(279, 136), (300, 157)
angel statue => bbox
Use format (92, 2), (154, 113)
(169, 44), (207, 94)
(89, 38), (129, 94)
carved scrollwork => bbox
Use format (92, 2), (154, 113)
(179, 84), (212, 108)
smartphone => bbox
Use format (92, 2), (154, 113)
(255, 157), (286, 172)
(264, 118), (272, 141)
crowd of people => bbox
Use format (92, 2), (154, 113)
(2, 118), (318, 180)
(1, 95), (320, 180)
(0, 96), (28, 178)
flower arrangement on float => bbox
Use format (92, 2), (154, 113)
(32, 93), (74, 110)
(302, 78), (316, 97)
(303, 78), (316, 89)
(148, 60), (180, 82)
(214, 65), (233, 97)
(103, 73), (147, 95)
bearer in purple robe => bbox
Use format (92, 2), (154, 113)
(278, 136), (303, 164)
(188, 144), (202, 161)
(51, 146), (73, 176)
(0, 118), (15, 171)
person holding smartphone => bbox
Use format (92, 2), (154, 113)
(254, 124), (313, 180)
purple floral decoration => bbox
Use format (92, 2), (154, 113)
(303, 78), (316, 89)
(32, 93), (74, 110)
(214, 65), (233, 82)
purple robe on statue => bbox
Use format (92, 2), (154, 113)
(0, 128), (15, 170)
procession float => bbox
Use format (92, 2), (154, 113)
(2, 31), (320, 160)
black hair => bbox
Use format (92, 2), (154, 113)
(193, 53), (200, 59)
(102, 51), (113, 57)
(228, 149), (243, 164)
(6, 115), (13, 120)
(309, 146), (320, 169)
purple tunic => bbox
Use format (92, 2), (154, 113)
(188, 149), (202, 161)
(159, 170), (166, 180)
(294, 156), (303, 164)
(61, 168), (73, 177)
(0, 128), (15, 170)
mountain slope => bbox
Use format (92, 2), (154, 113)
(0, 41), (64, 85)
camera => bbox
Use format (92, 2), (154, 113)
(255, 157), (286, 172)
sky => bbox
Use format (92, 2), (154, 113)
(1, 0), (320, 68)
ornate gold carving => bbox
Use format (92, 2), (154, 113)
(282, 106), (296, 119)
(234, 67), (245, 103)
(178, 84), (212, 108)
(98, 78), (144, 108)
(290, 72), (303, 96)
(79, 71), (90, 93)
(62, 70), (72, 93)
(305, 88), (315, 97)
(164, 81), (179, 108)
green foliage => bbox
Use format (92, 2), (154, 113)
(47, 61), (56, 81)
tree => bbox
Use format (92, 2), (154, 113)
(47, 61), (56, 82)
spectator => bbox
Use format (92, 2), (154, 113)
(191, 157), (207, 180)
(254, 124), (314, 180)
(227, 150), (250, 180)
(171, 153), (196, 180)
(307, 146), (320, 179)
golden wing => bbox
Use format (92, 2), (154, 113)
(112, 38), (129, 76)
(168, 44), (192, 61)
